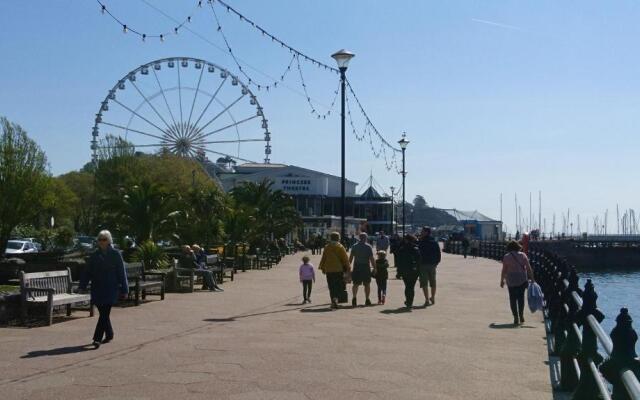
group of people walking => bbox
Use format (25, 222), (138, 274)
(78, 228), (535, 348)
(306, 227), (441, 310)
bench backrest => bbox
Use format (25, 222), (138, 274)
(205, 254), (218, 265)
(125, 262), (144, 280)
(19, 268), (72, 297)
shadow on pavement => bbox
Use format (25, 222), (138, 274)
(21, 344), (96, 358)
(489, 323), (519, 329)
(380, 307), (412, 314)
(300, 306), (334, 313)
(202, 318), (236, 322)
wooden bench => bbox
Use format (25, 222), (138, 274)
(19, 268), (93, 326)
(206, 255), (234, 283)
(173, 259), (195, 293)
(125, 262), (166, 306)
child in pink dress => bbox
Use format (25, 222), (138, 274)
(299, 256), (315, 304)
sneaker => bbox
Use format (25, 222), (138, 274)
(308, 298), (312, 303)
(519, 315), (525, 324)
(102, 336), (113, 344)
(430, 297), (435, 305)
(92, 340), (101, 349)
(352, 298), (357, 307)
(381, 295), (386, 305)
(331, 301), (338, 309)
(365, 298), (372, 306)
(424, 300), (430, 307)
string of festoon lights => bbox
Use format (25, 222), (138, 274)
(210, 0), (339, 73)
(95, 0), (402, 171)
(209, 1), (340, 117)
(210, 4), (297, 92)
(95, 0), (203, 42)
(346, 80), (402, 172)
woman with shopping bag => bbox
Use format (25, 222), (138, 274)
(500, 240), (535, 325)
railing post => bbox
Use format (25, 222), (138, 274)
(573, 279), (605, 399)
(560, 293), (581, 391)
(600, 308), (640, 400)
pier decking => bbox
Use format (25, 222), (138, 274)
(0, 252), (552, 400)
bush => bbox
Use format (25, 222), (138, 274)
(131, 241), (169, 270)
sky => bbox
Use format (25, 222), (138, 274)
(1, 0), (640, 235)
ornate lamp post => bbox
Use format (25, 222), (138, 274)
(331, 49), (355, 242)
(398, 133), (409, 236)
(390, 186), (396, 235)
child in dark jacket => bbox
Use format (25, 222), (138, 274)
(374, 251), (389, 304)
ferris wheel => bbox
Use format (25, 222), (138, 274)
(91, 57), (271, 165)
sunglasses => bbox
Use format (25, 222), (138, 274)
(98, 238), (109, 242)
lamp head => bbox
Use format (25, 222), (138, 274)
(398, 132), (409, 149)
(331, 49), (355, 70)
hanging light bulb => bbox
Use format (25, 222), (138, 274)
(123, 25), (128, 34)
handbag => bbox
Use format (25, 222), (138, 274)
(527, 282), (544, 313)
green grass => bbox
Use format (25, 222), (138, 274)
(0, 285), (19, 293)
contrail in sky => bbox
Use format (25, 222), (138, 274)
(471, 18), (525, 32)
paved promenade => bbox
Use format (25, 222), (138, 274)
(0, 252), (552, 400)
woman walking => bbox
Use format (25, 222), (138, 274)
(500, 240), (535, 325)
(395, 235), (421, 310)
(319, 232), (350, 309)
(79, 230), (129, 348)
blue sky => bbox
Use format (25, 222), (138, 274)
(1, 1), (640, 234)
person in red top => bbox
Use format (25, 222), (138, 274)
(500, 240), (535, 325)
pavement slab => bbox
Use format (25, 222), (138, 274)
(0, 252), (553, 399)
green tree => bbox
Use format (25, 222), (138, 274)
(176, 186), (228, 246)
(413, 195), (428, 209)
(0, 117), (49, 254)
(57, 171), (96, 234)
(101, 180), (177, 242)
(229, 180), (301, 246)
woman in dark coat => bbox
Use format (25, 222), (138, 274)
(79, 230), (129, 348)
(395, 234), (421, 309)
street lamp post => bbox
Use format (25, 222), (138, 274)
(390, 186), (395, 235)
(398, 133), (409, 236)
(332, 49), (355, 243)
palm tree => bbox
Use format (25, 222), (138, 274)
(229, 179), (301, 245)
(101, 180), (176, 243)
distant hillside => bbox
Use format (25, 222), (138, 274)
(412, 206), (458, 227)
(396, 195), (459, 228)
